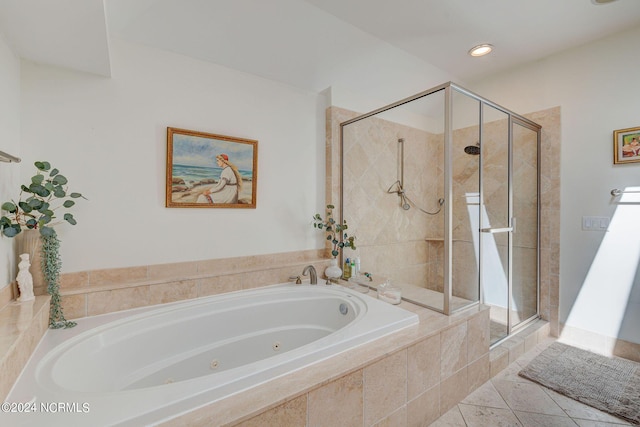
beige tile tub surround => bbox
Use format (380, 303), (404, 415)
(0, 284), (13, 310)
(0, 295), (50, 401)
(160, 302), (490, 427)
(55, 249), (330, 319)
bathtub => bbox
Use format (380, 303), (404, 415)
(4, 283), (418, 426)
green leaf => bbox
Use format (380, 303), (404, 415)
(64, 213), (77, 225)
(31, 174), (44, 185)
(25, 219), (37, 228)
(39, 226), (55, 237)
(39, 215), (52, 225)
(28, 199), (43, 209)
(21, 184), (31, 193)
(0, 216), (11, 227)
(29, 183), (50, 197)
(44, 182), (55, 191)
(35, 161), (51, 171)
(49, 168), (59, 177)
(331, 250), (339, 257)
(63, 200), (75, 208)
(2, 224), (21, 237)
(327, 204), (335, 209)
(52, 175), (68, 186)
(41, 209), (54, 218)
(70, 192), (83, 198)
(1, 202), (17, 212)
(54, 186), (66, 198)
(326, 235), (332, 241)
(18, 202), (32, 213)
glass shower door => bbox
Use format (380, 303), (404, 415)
(481, 108), (540, 345)
(480, 104), (511, 345)
(511, 121), (539, 328)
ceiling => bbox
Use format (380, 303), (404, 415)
(1, 0), (640, 92)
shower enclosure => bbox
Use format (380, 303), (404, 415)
(340, 82), (541, 345)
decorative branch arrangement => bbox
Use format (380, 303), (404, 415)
(312, 204), (356, 258)
(0, 161), (86, 328)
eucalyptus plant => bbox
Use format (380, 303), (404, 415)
(313, 204), (356, 258)
(0, 161), (85, 329)
(0, 161), (84, 237)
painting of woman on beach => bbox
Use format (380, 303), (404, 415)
(166, 127), (258, 208)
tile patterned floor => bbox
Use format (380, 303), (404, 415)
(430, 338), (633, 427)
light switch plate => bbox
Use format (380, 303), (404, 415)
(582, 216), (610, 231)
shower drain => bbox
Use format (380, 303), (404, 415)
(272, 342), (281, 351)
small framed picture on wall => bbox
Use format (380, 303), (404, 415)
(166, 127), (258, 208)
(613, 126), (640, 164)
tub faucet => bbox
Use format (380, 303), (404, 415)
(302, 265), (317, 285)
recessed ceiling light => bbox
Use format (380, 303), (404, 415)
(591, 0), (618, 4)
(468, 44), (493, 57)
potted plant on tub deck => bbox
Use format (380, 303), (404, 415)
(0, 161), (86, 329)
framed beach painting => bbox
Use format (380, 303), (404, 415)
(613, 126), (640, 164)
(166, 127), (258, 208)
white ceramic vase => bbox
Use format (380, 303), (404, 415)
(325, 258), (342, 281)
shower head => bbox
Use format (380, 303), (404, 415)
(464, 142), (480, 155)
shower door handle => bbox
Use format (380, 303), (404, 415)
(480, 227), (513, 233)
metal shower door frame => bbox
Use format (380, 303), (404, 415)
(340, 82), (541, 327)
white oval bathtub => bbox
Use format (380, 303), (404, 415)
(5, 283), (418, 426)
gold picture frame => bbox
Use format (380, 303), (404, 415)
(613, 126), (640, 164)
(166, 127), (258, 208)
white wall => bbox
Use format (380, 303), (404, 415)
(20, 38), (326, 272)
(0, 31), (21, 290)
(469, 26), (640, 344)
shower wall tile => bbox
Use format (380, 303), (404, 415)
(335, 106), (441, 292)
